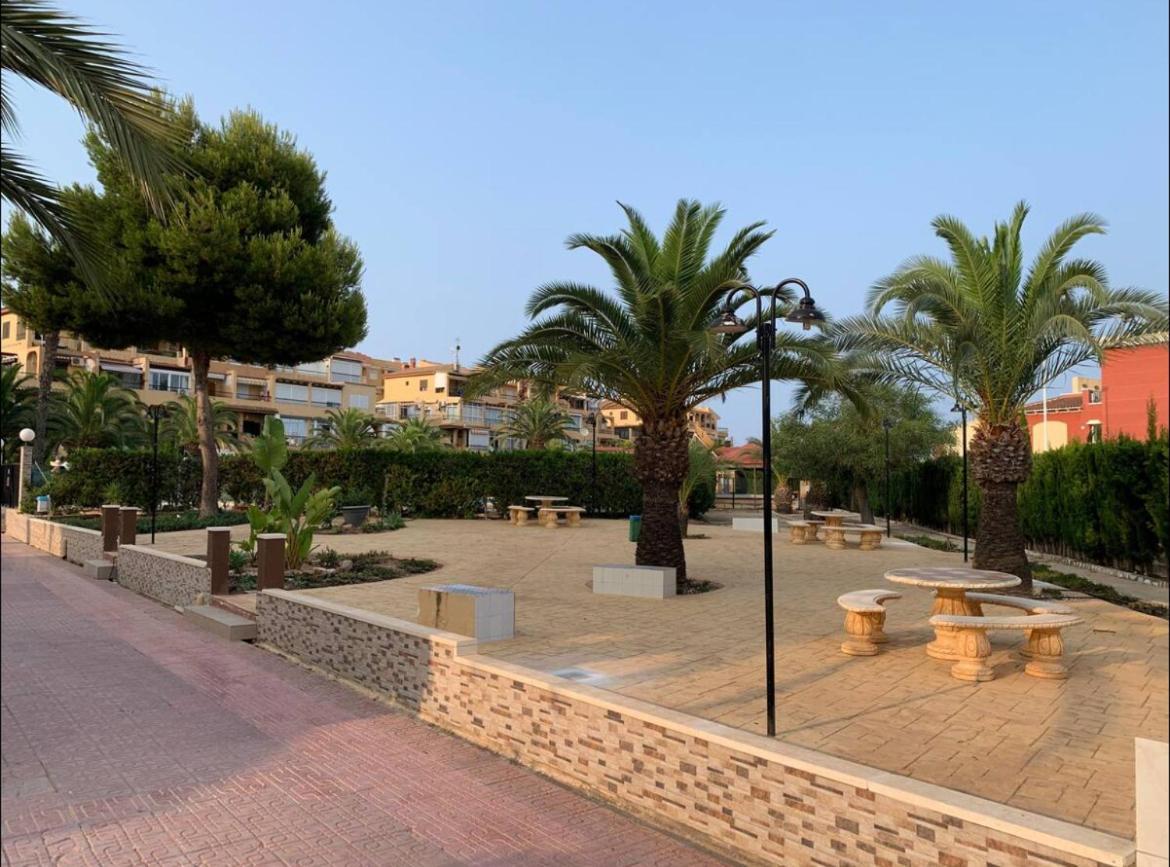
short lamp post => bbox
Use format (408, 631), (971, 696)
(17, 427), (36, 506)
(952, 400), (970, 562)
(145, 405), (167, 544)
(586, 411), (599, 514)
(882, 418), (894, 538)
(711, 278), (826, 738)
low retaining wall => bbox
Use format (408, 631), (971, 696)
(257, 590), (1134, 867)
(116, 545), (211, 608)
(3, 511), (103, 564)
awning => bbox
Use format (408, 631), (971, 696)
(208, 372), (226, 381)
(100, 362), (141, 374)
(238, 376), (267, 385)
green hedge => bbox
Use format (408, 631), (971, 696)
(47, 447), (658, 519)
(1018, 435), (1167, 573)
(869, 454), (967, 532)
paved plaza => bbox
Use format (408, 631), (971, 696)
(146, 517), (1169, 839)
(0, 543), (724, 866)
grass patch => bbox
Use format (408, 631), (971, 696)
(1032, 564), (1168, 620)
(896, 533), (958, 552)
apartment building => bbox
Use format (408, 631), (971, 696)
(377, 361), (620, 452)
(0, 308), (404, 444)
(600, 402), (728, 447)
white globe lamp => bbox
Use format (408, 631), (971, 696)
(19, 428), (35, 444)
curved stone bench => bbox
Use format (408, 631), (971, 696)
(837, 590), (901, 656)
(928, 613), (1083, 682)
(538, 506), (585, 527)
(788, 520), (825, 544)
(507, 505), (535, 526)
(963, 593), (1074, 658)
(824, 523), (884, 551)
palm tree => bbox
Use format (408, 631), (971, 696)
(498, 398), (571, 449)
(837, 203), (1168, 587)
(474, 199), (848, 584)
(1, 0), (184, 271)
(306, 408), (378, 450)
(385, 416), (444, 453)
(52, 370), (143, 449)
(160, 394), (237, 454)
(1, 364), (37, 461)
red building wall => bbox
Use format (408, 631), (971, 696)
(1101, 342), (1169, 438)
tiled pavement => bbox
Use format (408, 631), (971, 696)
(0, 543), (726, 867)
(143, 518), (1169, 838)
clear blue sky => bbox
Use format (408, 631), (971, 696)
(6, 0), (1168, 441)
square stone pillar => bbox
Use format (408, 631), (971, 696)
(100, 504), (121, 553)
(17, 445), (34, 506)
(256, 533), (286, 591)
(207, 527), (232, 596)
(119, 507), (138, 546)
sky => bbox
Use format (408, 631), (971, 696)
(5, 0), (1168, 441)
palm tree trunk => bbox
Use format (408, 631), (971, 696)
(633, 417), (690, 586)
(191, 351), (218, 517)
(971, 420), (1032, 590)
(33, 330), (59, 465)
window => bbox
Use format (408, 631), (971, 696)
(330, 358), (363, 383)
(468, 429), (491, 450)
(419, 379), (429, 392)
(1088, 389), (1102, 404)
(275, 382), (309, 404)
(1, 321), (9, 339)
(1087, 422), (1102, 444)
(310, 385), (342, 407)
(149, 370), (189, 394)
(620, 411), (628, 420)
(283, 417), (308, 441)
(348, 393), (370, 409)
(16, 320), (26, 340)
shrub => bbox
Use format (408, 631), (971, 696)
(53, 509), (249, 533)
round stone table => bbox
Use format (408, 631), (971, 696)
(811, 510), (860, 529)
(884, 567), (1021, 660)
(525, 495), (568, 508)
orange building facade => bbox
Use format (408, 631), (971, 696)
(1023, 335), (1168, 451)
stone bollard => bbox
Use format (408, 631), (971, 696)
(100, 504), (121, 553)
(119, 507), (138, 546)
(256, 533), (286, 591)
(207, 527), (232, 596)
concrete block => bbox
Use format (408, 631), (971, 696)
(417, 584), (514, 641)
(732, 516), (778, 532)
(592, 564), (676, 599)
(1137, 738), (1169, 863)
(183, 605), (257, 641)
(84, 559), (116, 580)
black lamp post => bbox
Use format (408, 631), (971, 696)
(586, 411), (599, 514)
(712, 278), (825, 738)
(146, 404), (167, 544)
(882, 418), (894, 538)
(951, 400), (970, 562)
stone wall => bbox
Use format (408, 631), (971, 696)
(3, 508), (31, 543)
(3, 511), (103, 564)
(61, 525), (103, 565)
(117, 545), (211, 608)
(28, 517), (68, 557)
(257, 590), (1134, 867)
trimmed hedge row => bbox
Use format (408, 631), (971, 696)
(47, 448), (677, 519)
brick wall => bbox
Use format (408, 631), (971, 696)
(257, 590), (1134, 867)
(116, 546), (211, 608)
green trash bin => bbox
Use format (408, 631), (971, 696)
(628, 515), (641, 542)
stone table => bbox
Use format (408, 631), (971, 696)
(884, 566), (1021, 659)
(811, 510), (860, 529)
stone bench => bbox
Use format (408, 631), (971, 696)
(507, 505), (536, 526)
(823, 523), (884, 551)
(418, 584), (515, 641)
(963, 593), (1074, 659)
(593, 564), (676, 599)
(538, 506), (585, 527)
(928, 613), (1083, 682)
(837, 590), (901, 656)
(787, 520), (825, 544)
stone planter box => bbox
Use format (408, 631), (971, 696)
(592, 564), (676, 599)
(340, 505), (371, 527)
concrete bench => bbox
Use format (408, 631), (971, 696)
(418, 584), (515, 641)
(788, 520), (825, 544)
(962, 593), (1074, 659)
(929, 613), (1083, 682)
(823, 523), (884, 551)
(507, 505), (536, 525)
(837, 590), (901, 656)
(538, 506), (585, 527)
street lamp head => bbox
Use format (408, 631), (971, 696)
(710, 308), (749, 335)
(881, 418), (895, 430)
(950, 400), (967, 413)
(783, 295), (826, 331)
(18, 427), (35, 443)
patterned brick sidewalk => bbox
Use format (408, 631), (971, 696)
(0, 543), (725, 867)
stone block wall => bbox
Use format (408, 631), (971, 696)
(61, 526), (103, 565)
(256, 590), (1133, 867)
(117, 545), (211, 608)
(3, 512), (102, 564)
(28, 518), (68, 557)
(3, 508), (31, 543)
